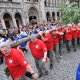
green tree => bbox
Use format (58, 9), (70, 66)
(59, 2), (80, 24)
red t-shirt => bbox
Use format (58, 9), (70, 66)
(43, 34), (53, 50)
(4, 48), (28, 79)
(58, 29), (64, 40)
(29, 39), (47, 59)
(77, 29), (80, 38)
(65, 28), (72, 40)
(52, 31), (59, 45)
(72, 28), (78, 38)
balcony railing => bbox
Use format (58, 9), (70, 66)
(0, 1), (22, 9)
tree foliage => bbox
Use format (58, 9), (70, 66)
(59, 2), (80, 24)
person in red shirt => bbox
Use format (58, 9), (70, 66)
(52, 29), (64, 62)
(26, 34), (48, 77)
(64, 24), (72, 53)
(0, 42), (38, 80)
(72, 24), (78, 52)
(77, 23), (80, 47)
(58, 26), (64, 58)
(39, 30), (54, 70)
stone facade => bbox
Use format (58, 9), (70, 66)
(0, 0), (79, 29)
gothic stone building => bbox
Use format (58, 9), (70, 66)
(0, 0), (80, 29)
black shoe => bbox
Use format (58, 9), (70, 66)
(74, 49), (76, 52)
(49, 64), (53, 70)
(39, 73), (43, 77)
(68, 50), (71, 53)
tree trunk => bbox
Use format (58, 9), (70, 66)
(9, 28), (56, 47)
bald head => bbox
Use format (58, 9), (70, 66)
(45, 30), (50, 36)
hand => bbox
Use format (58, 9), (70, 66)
(6, 38), (12, 43)
(56, 31), (59, 34)
(38, 31), (43, 36)
(17, 46), (21, 49)
(42, 58), (46, 62)
(32, 73), (39, 80)
(67, 29), (69, 32)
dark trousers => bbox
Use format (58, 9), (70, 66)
(59, 39), (63, 55)
(77, 38), (80, 46)
(66, 40), (72, 51)
(53, 44), (60, 59)
(35, 58), (47, 74)
(72, 38), (77, 50)
(47, 50), (54, 65)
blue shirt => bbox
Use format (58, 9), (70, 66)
(14, 34), (27, 48)
(0, 38), (6, 43)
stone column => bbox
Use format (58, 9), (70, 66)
(50, 12), (53, 21)
(50, 0), (53, 6)
(39, 0), (46, 23)
(12, 16), (17, 27)
(53, 0), (55, 6)
(1, 18), (6, 29)
(13, 0), (21, 2)
(21, 0), (27, 25)
(46, 0), (49, 6)
(55, 11), (57, 21)
(50, 12), (52, 17)
(21, 13), (27, 26)
(3, 0), (7, 1)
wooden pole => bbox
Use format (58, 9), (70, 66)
(9, 28), (57, 47)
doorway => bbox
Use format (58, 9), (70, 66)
(5, 21), (10, 29)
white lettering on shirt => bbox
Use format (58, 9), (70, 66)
(36, 45), (38, 48)
(23, 61), (27, 64)
(9, 60), (13, 64)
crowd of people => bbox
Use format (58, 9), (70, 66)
(0, 22), (80, 80)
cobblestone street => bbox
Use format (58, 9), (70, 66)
(0, 45), (80, 80)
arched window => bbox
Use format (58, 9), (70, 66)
(8, 0), (12, 2)
(46, 12), (50, 21)
(52, 12), (55, 21)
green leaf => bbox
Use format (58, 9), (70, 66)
(4, 67), (10, 77)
